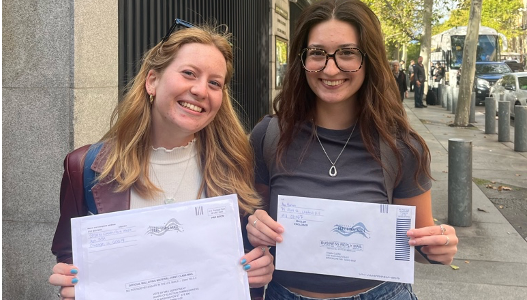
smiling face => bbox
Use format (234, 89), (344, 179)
(305, 19), (365, 110)
(146, 43), (227, 148)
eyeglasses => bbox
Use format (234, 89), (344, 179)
(299, 47), (366, 72)
(161, 18), (194, 44)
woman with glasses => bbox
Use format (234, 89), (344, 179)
(246, 0), (458, 299)
(49, 24), (273, 299)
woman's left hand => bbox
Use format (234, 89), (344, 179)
(407, 224), (458, 265)
(240, 246), (274, 288)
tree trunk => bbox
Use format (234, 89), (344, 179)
(420, 0), (433, 93)
(454, 0), (483, 126)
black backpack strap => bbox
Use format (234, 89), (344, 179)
(379, 137), (398, 204)
(83, 142), (103, 215)
(263, 116), (279, 172)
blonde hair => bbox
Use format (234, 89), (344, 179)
(98, 26), (260, 215)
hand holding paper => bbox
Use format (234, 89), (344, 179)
(275, 195), (416, 284)
(71, 194), (251, 300)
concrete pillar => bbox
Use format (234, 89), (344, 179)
(498, 101), (510, 142)
(448, 138), (473, 227)
(447, 86), (453, 111)
(514, 105), (527, 152)
(485, 97), (496, 134)
(452, 87), (459, 114)
(470, 92), (476, 123)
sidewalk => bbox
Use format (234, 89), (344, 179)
(402, 96), (527, 299)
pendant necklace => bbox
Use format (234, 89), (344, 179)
(315, 121), (357, 177)
(150, 145), (193, 204)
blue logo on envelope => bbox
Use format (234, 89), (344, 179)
(146, 218), (184, 236)
(332, 222), (370, 238)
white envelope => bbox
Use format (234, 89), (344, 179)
(276, 195), (415, 284)
(71, 194), (250, 300)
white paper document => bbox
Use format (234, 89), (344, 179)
(276, 195), (415, 284)
(71, 194), (250, 300)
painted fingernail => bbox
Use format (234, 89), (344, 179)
(243, 264), (251, 271)
(72, 278), (79, 284)
(240, 259), (247, 265)
(70, 269), (78, 274)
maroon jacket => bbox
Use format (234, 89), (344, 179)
(51, 143), (129, 263)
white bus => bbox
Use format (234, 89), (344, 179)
(430, 26), (508, 86)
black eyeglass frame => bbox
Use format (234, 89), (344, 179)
(299, 47), (367, 73)
(161, 18), (194, 44)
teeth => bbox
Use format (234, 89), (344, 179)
(323, 80), (344, 86)
(179, 101), (203, 113)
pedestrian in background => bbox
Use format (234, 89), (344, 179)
(246, 0), (458, 299)
(392, 60), (408, 101)
(413, 56), (426, 108)
(48, 23), (273, 299)
(400, 59), (406, 72)
(408, 59), (415, 92)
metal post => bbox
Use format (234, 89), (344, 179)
(452, 87), (459, 114)
(469, 92), (476, 123)
(447, 86), (452, 111)
(442, 84), (447, 108)
(438, 83), (443, 107)
(498, 101), (510, 142)
(485, 97), (496, 134)
(448, 138), (472, 227)
(515, 105), (527, 152)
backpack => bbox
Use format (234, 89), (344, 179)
(83, 142), (104, 214)
(262, 117), (398, 204)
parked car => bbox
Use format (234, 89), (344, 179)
(474, 62), (512, 105)
(490, 72), (527, 118)
(503, 60), (524, 72)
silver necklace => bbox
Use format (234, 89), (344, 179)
(150, 146), (193, 204)
(315, 121), (357, 177)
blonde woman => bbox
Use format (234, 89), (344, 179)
(49, 23), (272, 299)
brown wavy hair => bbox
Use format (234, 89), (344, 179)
(98, 25), (260, 214)
(273, 0), (431, 185)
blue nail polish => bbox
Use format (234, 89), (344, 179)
(240, 259), (247, 265)
(71, 269), (78, 274)
(243, 264), (251, 271)
(72, 278), (79, 284)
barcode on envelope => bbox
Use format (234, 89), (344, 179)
(395, 218), (411, 261)
(380, 204), (388, 214)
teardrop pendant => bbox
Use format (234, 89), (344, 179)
(329, 165), (337, 177)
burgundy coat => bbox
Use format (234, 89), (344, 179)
(51, 143), (129, 263)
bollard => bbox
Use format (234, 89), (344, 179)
(515, 105), (527, 152)
(448, 138), (472, 227)
(447, 86), (452, 111)
(485, 97), (496, 134)
(438, 83), (443, 106)
(498, 101), (510, 142)
(441, 85), (447, 108)
(469, 92), (476, 123)
(452, 87), (459, 114)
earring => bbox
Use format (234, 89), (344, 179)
(149, 94), (154, 104)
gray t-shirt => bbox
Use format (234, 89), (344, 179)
(250, 115), (431, 293)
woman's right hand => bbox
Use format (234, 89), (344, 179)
(247, 209), (284, 247)
(49, 263), (78, 299)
